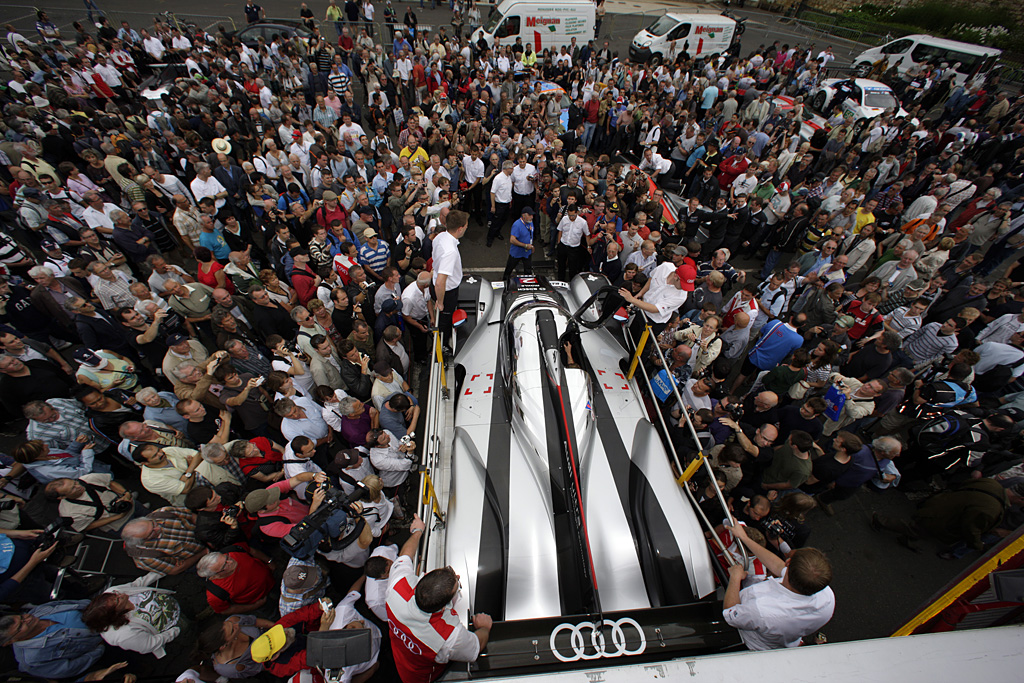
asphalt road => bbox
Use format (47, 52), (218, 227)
(0, 0), (968, 646)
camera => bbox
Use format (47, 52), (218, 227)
(223, 503), (243, 520)
(36, 521), (63, 550)
(724, 402), (744, 421)
(106, 499), (133, 514)
(399, 432), (415, 447)
(282, 481), (371, 560)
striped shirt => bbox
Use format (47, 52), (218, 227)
(92, 272), (139, 310)
(903, 322), (959, 365)
(26, 399), (91, 449)
(885, 307), (924, 340)
(359, 240), (391, 275)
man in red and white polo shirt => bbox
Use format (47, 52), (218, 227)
(386, 514), (492, 683)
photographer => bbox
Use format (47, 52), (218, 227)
(184, 485), (248, 551)
(244, 471), (331, 540)
(45, 475), (138, 534)
(367, 429), (417, 495)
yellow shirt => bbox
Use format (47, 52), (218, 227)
(401, 146), (430, 173)
(326, 5), (344, 20)
(853, 208), (875, 234)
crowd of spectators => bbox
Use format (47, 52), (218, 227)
(0, 0), (1022, 678)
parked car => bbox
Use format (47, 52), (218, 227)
(230, 19), (312, 48)
(808, 78), (907, 122)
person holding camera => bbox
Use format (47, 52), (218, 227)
(367, 428), (417, 498)
(184, 485), (249, 551)
(244, 471), (332, 540)
(44, 475), (138, 534)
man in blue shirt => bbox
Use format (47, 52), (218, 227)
(733, 312), (807, 393)
(502, 206), (535, 281)
(0, 600), (105, 679)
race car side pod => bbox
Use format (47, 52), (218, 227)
(537, 308), (603, 619)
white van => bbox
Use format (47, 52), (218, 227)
(630, 13), (741, 65)
(471, 0), (595, 54)
(853, 34), (1001, 87)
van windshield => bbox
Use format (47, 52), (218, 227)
(645, 15), (678, 37)
(484, 8), (502, 33)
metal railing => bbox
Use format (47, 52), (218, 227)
(0, 6), (236, 43)
(622, 309), (748, 569)
(414, 312), (450, 574)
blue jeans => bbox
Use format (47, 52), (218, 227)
(583, 122), (596, 148)
(760, 249), (783, 279)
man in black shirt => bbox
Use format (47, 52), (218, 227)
(176, 398), (234, 445)
(0, 357), (74, 416)
(775, 398), (827, 442)
(248, 286), (298, 340)
(841, 332), (899, 382)
(184, 485), (247, 550)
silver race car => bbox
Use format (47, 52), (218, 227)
(429, 273), (738, 675)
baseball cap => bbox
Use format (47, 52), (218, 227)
(778, 182), (790, 192)
(244, 486), (282, 514)
(23, 188), (42, 198)
(40, 240), (59, 251)
(521, 206), (535, 215)
(675, 263), (697, 292)
(363, 228), (377, 238)
(282, 564), (322, 592)
(250, 625), (287, 663)
(165, 332), (189, 347)
(322, 190), (338, 201)
(381, 298), (399, 313)
(72, 348), (102, 366)
(835, 315), (856, 329)
(292, 130), (303, 139)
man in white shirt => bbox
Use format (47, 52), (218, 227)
(189, 162), (228, 209)
(432, 210), (468, 349)
(510, 155), (537, 217)
(143, 167), (193, 204)
(639, 147), (673, 180)
(618, 265), (693, 329)
(81, 192), (120, 235)
(141, 29), (165, 61)
(973, 332), (1024, 377)
(555, 206), (589, 281)
(723, 523), (835, 650)
(462, 148), (485, 215)
(275, 395), (330, 446)
(488, 161), (514, 247)
(977, 313), (1024, 346)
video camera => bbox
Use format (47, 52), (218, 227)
(281, 481), (371, 560)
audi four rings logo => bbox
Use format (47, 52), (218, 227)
(549, 618), (647, 662)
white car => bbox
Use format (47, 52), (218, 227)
(809, 78), (907, 121)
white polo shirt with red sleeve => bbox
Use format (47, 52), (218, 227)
(386, 555), (479, 683)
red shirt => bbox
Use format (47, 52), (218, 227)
(206, 551), (274, 613)
(845, 300), (883, 340)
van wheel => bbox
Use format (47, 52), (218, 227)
(812, 92), (827, 112)
(735, 22), (746, 35)
(855, 62), (871, 77)
(650, 53), (663, 66)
